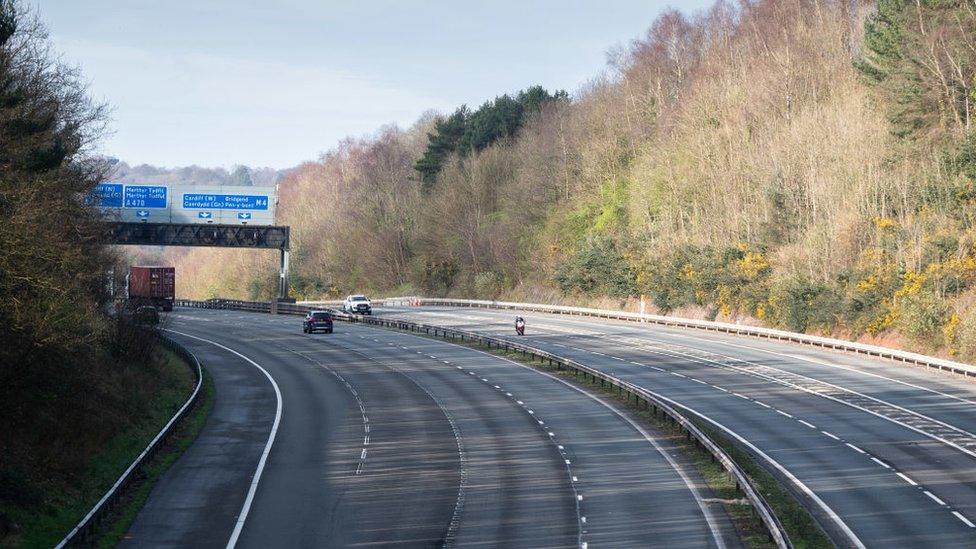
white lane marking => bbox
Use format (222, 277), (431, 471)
(870, 457), (890, 469)
(924, 491), (946, 506)
(952, 511), (975, 528)
(610, 356), (626, 361)
(896, 472), (917, 486)
(733, 393), (750, 400)
(460, 306), (976, 413)
(671, 372), (687, 378)
(776, 410), (794, 419)
(591, 351), (607, 357)
(755, 401), (772, 409)
(610, 332), (976, 459)
(822, 431), (840, 441)
(845, 443), (866, 454)
(691, 378), (708, 385)
(477, 310), (976, 462)
(168, 330), (283, 549)
(799, 420), (817, 429)
(619, 372), (865, 549)
(448, 347), (730, 549)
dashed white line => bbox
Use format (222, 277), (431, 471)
(821, 431), (840, 440)
(870, 457), (890, 469)
(845, 443), (866, 454)
(924, 491), (946, 506)
(798, 420), (817, 429)
(896, 472), (917, 486)
(953, 511), (975, 528)
(755, 401), (772, 409)
(776, 410), (794, 419)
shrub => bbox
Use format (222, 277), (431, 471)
(555, 238), (637, 297)
(768, 278), (842, 333)
(896, 292), (949, 349)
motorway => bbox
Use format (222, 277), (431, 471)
(120, 308), (738, 548)
(379, 305), (976, 547)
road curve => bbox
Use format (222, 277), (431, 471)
(380, 305), (976, 547)
(122, 307), (735, 548)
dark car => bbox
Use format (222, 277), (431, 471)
(133, 305), (160, 327)
(303, 310), (334, 334)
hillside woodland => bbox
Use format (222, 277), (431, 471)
(172, 0), (976, 360)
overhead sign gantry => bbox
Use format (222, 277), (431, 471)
(90, 183), (292, 300)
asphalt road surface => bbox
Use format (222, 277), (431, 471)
(378, 305), (976, 548)
(121, 308), (737, 548)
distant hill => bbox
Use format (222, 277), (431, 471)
(106, 159), (288, 187)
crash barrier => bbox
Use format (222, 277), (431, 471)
(56, 335), (203, 548)
(175, 298), (791, 548)
(362, 297), (976, 379)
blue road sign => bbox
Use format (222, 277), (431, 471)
(88, 183), (124, 207)
(124, 185), (168, 208)
(136, 210), (150, 218)
(182, 193), (269, 210)
(198, 212), (213, 219)
(238, 212), (252, 220)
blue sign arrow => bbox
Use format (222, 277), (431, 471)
(136, 210), (150, 218)
(238, 212), (252, 220)
(198, 211), (213, 219)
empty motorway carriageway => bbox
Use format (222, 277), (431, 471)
(378, 304), (976, 547)
(121, 308), (738, 548)
(119, 304), (976, 548)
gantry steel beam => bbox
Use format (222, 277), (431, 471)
(106, 222), (292, 300)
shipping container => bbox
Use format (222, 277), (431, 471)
(128, 266), (175, 311)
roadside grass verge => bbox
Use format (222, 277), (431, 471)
(0, 345), (200, 547)
(390, 327), (831, 548)
(94, 367), (214, 547)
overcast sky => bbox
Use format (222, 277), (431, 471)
(38, 1), (711, 169)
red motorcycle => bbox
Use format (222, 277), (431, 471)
(515, 316), (525, 336)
